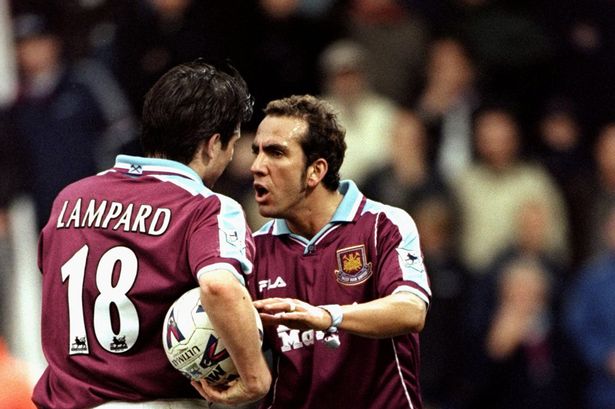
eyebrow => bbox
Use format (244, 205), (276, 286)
(251, 142), (289, 154)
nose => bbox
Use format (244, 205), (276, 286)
(251, 151), (265, 175)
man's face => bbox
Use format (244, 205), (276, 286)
(251, 115), (308, 219)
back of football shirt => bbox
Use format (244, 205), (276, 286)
(33, 157), (254, 409)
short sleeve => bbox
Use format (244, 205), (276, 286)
(374, 206), (431, 305)
(188, 194), (254, 285)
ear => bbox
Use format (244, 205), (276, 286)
(306, 158), (328, 188)
(205, 133), (222, 159)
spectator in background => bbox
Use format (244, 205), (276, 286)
(534, 99), (593, 269)
(414, 36), (480, 183)
(8, 0), (124, 67)
(452, 106), (568, 276)
(342, 0), (429, 105)
(361, 109), (452, 216)
(464, 258), (573, 409)
(2, 12), (136, 230)
(460, 195), (576, 409)
(487, 199), (569, 287)
(564, 204), (615, 409)
(442, 0), (555, 131)
(319, 39), (400, 185)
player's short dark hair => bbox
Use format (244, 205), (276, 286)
(141, 59), (253, 164)
(264, 95), (346, 190)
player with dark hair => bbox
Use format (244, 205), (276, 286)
(249, 94), (431, 409)
(32, 60), (271, 409)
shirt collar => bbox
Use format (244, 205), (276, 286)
(272, 180), (363, 236)
(112, 154), (203, 184)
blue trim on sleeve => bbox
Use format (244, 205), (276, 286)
(216, 194), (254, 276)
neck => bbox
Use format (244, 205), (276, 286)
(286, 185), (343, 239)
(186, 146), (215, 188)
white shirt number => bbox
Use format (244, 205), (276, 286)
(61, 244), (139, 355)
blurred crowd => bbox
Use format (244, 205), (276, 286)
(2, 0), (615, 408)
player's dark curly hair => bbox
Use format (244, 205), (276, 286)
(263, 95), (346, 191)
(141, 59), (253, 164)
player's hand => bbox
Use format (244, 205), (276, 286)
(191, 377), (262, 406)
(253, 297), (332, 331)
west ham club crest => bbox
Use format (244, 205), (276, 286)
(334, 244), (372, 285)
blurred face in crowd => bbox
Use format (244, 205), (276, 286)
(539, 111), (580, 151)
(328, 68), (366, 102)
(17, 35), (61, 77)
(475, 110), (520, 171)
(426, 38), (475, 93)
(390, 111), (426, 162)
(251, 115), (309, 219)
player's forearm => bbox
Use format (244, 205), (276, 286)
(199, 270), (271, 399)
(338, 292), (427, 338)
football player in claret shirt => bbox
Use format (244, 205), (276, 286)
(249, 94), (432, 409)
(32, 60), (271, 409)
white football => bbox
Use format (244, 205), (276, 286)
(162, 287), (263, 384)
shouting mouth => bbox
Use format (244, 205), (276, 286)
(253, 183), (270, 203)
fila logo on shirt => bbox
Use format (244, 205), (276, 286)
(258, 276), (287, 292)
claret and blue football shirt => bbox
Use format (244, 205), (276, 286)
(250, 180), (431, 409)
(33, 155), (254, 409)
